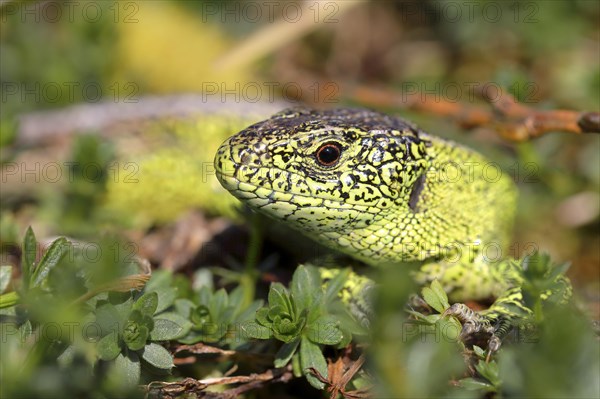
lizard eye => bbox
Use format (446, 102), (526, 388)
(315, 142), (342, 167)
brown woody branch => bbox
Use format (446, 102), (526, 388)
(350, 85), (600, 142)
(145, 365), (294, 399)
(308, 346), (372, 399)
(171, 342), (273, 366)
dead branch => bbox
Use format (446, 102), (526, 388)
(172, 342), (273, 366)
(15, 95), (291, 146)
(145, 365), (293, 399)
(350, 85), (600, 142)
(308, 346), (372, 399)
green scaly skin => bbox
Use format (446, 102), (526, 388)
(213, 107), (565, 350)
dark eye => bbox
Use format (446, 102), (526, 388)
(315, 142), (342, 167)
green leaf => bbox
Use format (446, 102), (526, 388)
(436, 317), (461, 342)
(292, 352), (302, 377)
(323, 268), (350, 303)
(190, 304), (211, 327)
(272, 317), (303, 343)
(95, 303), (124, 334)
(107, 294), (134, 318)
(268, 283), (290, 313)
(31, 237), (69, 288)
(256, 307), (271, 327)
(97, 330), (121, 361)
(133, 292), (158, 316)
(430, 280), (450, 309)
(240, 320), (272, 340)
(0, 266), (12, 294)
(198, 286), (212, 306)
(154, 288), (177, 314)
(300, 336), (327, 390)
(405, 310), (439, 324)
(142, 342), (174, 369)
(228, 285), (245, 307)
(114, 352), (140, 385)
(151, 313), (192, 341)
(475, 359), (500, 387)
(268, 305), (288, 320)
(274, 338), (300, 368)
(473, 345), (486, 359)
(145, 269), (172, 291)
(290, 266), (320, 310)
(547, 261), (571, 281)
(145, 270), (177, 313)
(460, 377), (495, 391)
(211, 288), (229, 316)
(128, 310), (146, 327)
(57, 345), (77, 367)
(22, 226), (37, 290)
(174, 298), (196, 318)
(328, 302), (366, 340)
(236, 299), (264, 323)
(522, 252), (550, 279)
(124, 323), (149, 351)
(308, 315), (343, 345)
(177, 331), (206, 345)
(0, 291), (18, 309)
(421, 280), (449, 313)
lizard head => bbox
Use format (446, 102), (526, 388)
(214, 107), (434, 264)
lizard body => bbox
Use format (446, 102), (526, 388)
(215, 107), (517, 302)
(214, 107), (570, 347)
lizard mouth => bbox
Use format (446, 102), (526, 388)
(215, 142), (378, 233)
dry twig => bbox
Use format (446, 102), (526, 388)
(350, 85), (600, 142)
(309, 346), (372, 399)
(145, 365), (293, 399)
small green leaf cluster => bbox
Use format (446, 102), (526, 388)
(459, 346), (501, 393)
(0, 229), (188, 397)
(406, 280), (463, 343)
(94, 290), (189, 381)
(242, 266), (364, 389)
(0, 227), (73, 313)
(174, 284), (262, 345)
(518, 252), (572, 312)
(91, 269), (199, 383)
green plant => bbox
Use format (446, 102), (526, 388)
(94, 289), (191, 384)
(175, 285), (262, 345)
(242, 265), (364, 389)
(0, 228), (183, 397)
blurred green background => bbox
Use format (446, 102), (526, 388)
(1, 1), (599, 398)
(2, 0), (598, 300)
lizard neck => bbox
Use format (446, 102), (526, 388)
(414, 134), (517, 258)
(319, 134), (517, 266)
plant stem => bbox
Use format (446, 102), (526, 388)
(242, 213), (264, 307)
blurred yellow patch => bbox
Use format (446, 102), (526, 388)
(113, 2), (255, 93)
(104, 114), (261, 225)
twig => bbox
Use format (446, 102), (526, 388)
(350, 85), (600, 142)
(308, 346), (372, 399)
(145, 365), (293, 399)
(172, 342), (273, 366)
(70, 257), (151, 306)
(15, 95), (291, 146)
